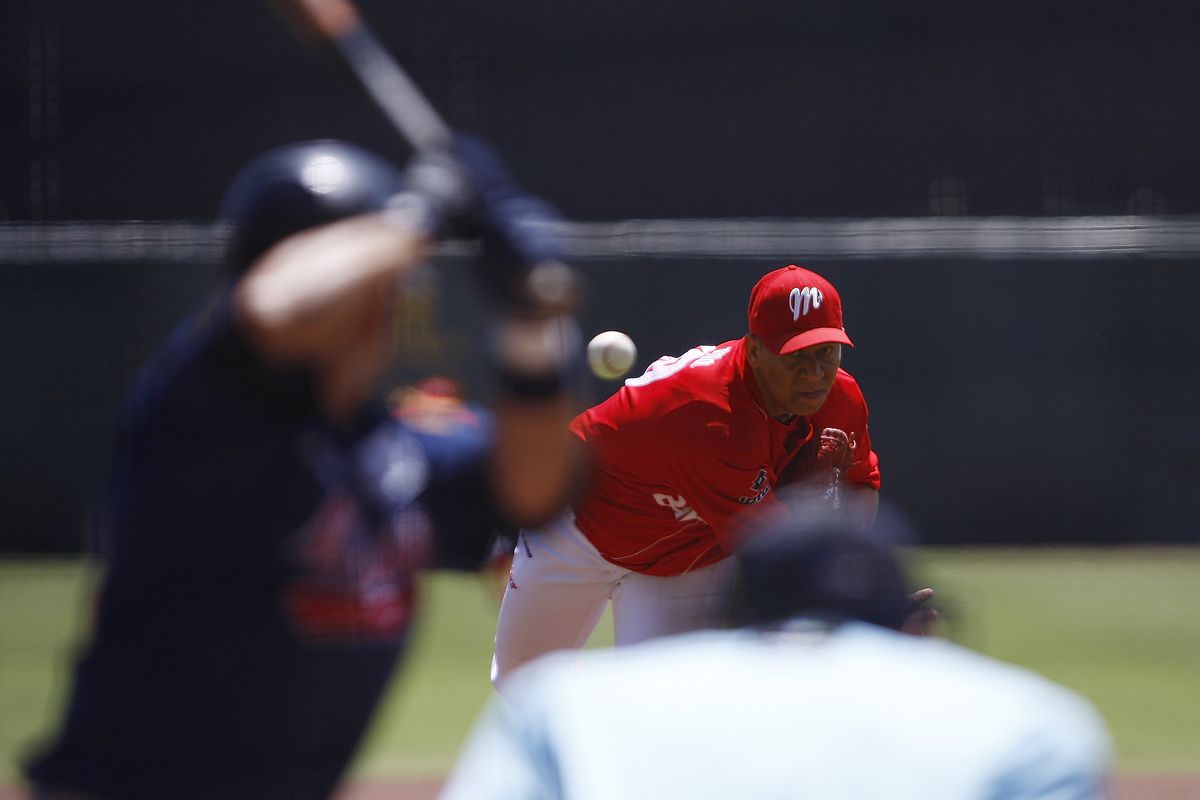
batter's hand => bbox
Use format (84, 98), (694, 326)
(404, 134), (573, 311)
(902, 587), (938, 636)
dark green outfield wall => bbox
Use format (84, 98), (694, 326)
(3, 250), (1197, 551)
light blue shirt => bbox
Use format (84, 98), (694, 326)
(441, 622), (1112, 800)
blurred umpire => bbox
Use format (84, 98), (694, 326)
(24, 138), (582, 800)
(441, 492), (1114, 800)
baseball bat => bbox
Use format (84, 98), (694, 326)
(266, 0), (580, 309)
(267, 0), (451, 154)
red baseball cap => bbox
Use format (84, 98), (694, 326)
(747, 265), (853, 354)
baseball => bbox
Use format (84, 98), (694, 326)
(587, 330), (638, 380)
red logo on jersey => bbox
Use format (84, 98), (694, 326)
(283, 490), (431, 644)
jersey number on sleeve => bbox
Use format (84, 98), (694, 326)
(625, 345), (732, 387)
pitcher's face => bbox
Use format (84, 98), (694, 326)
(746, 336), (842, 418)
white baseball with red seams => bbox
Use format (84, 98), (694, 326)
(587, 330), (638, 379)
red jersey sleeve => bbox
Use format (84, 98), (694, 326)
(650, 404), (788, 554)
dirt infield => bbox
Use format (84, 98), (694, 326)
(335, 777), (442, 800)
(331, 774), (1200, 799)
(4, 773), (1196, 798)
(1109, 774), (1200, 800)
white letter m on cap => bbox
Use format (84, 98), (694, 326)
(788, 286), (824, 319)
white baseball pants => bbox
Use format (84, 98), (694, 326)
(490, 512), (737, 691)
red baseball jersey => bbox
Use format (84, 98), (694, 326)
(569, 338), (880, 577)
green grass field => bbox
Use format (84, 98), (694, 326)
(2, 547), (1198, 787)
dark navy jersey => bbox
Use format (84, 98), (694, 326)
(27, 295), (501, 800)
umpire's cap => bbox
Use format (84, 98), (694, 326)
(730, 490), (915, 631)
(219, 140), (407, 277)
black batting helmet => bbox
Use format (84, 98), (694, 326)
(219, 140), (407, 277)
